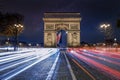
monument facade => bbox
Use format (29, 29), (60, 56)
(43, 13), (81, 47)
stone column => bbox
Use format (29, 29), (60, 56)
(44, 31), (56, 47)
(67, 31), (80, 47)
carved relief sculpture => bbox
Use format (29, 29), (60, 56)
(46, 33), (53, 46)
(43, 13), (81, 47)
(72, 32), (78, 46)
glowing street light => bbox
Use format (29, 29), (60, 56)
(14, 24), (23, 28)
(36, 44), (39, 47)
(100, 24), (110, 30)
(114, 38), (117, 42)
(14, 24), (24, 51)
(103, 43), (106, 46)
(19, 43), (22, 47)
(28, 43), (31, 47)
(100, 23), (113, 45)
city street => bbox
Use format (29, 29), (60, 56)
(67, 48), (120, 80)
(1, 0), (120, 80)
(0, 48), (59, 80)
(0, 48), (120, 80)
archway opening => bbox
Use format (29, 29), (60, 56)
(56, 30), (67, 48)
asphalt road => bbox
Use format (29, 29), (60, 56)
(67, 48), (120, 80)
(67, 53), (111, 80)
(0, 48), (120, 80)
(11, 51), (59, 80)
(0, 48), (59, 80)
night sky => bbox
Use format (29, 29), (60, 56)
(0, 0), (120, 44)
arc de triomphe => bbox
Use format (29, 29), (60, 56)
(43, 13), (81, 47)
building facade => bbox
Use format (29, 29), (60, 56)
(43, 13), (81, 47)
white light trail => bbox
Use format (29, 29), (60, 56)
(0, 48), (59, 80)
(0, 51), (35, 64)
(0, 49), (35, 56)
(46, 52), (60, 80)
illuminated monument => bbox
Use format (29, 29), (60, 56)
(43, 13), (81, 47)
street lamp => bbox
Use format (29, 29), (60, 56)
(14, 24), (23, 51)
(5, 41), (9, 51)
(36, 44), (39, 47)
(100, 23), (110, 39)
(19, 43), (22, 47)
(100, 23), (113, 46)
(114, 38), (117, 42)
(28, 43), (31, 47)
(100, 24), (110, 31)
(100, 24), (110, 28)
(113, 38), (118, 52)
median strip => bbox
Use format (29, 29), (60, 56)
(64, 53), (77, 80)
(46, 52), (60, 80)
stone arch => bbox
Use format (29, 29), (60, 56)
(55, 24), (69, 31)
(43, 13), (81, 47)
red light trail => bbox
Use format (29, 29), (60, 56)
(69, 49), (120, 79)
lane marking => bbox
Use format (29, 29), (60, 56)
(1, 49), (58, 80)
(71, 51), (120, 79)
(46, 52), (60, 80)
(64, 53), (77, 80)
(72, 59), (96, 80)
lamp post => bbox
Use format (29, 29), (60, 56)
(114, 38), (117, 43)
(100, 24), (110, 37)
(7, 37), (9, 51)
(14, 24), (23, 51)
(36, 44), (39, 47)
(113, 38), (118, 52)
(5, 41), (9, 51)
(100, 23), (112, 46)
